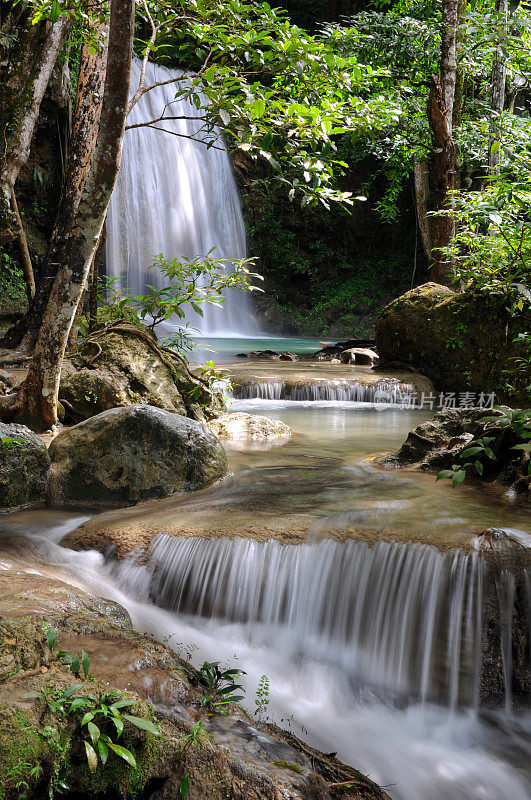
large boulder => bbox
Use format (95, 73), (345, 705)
(47, 404), (227, 508)
(375, 283), (523, 393)
(60, 325), (225, 423)
(0, 422), (50, 510)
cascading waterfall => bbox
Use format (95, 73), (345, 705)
(139, 535), (528, 709)
(105, 60), (257, 335)
(226, 379), (416, 403)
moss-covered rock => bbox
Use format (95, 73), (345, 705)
(60, 326), (225, 424)
(384, 408), (530, 499)
(375, 283), (524, 396)
(0, 423), (50, 510)
(47, 404), (228, 508)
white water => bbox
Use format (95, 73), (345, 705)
(228, 379), (416, 403)
(106, 60), (257, 335)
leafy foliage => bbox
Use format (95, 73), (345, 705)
(197, 660), (246, 714)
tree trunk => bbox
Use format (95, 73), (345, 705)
(13, 0), (134, 431)
(489, 0), (508, 171)
(10, 186), (35, 301)
(0, 8), (70, 245)
(413, 158), (432, 264)
(440, 0), (459, 131)
(2, 11), (110, 352)
(428, 76), (455, 286)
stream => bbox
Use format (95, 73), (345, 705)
(1, 398), (530, 800)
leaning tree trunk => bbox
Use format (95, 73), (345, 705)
(488, 0), (508, 171)
(0, 7), (71, 245)
(5, 11), (110, 352)
(12, 0), (134, 431)
(428, 76), (456, 286)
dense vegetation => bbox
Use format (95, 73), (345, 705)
(0, 0), (529, 428)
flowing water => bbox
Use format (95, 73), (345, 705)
(105, 61), (257, 335)
(1, 401), (529, 800)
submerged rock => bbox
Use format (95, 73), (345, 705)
(209, 412), (293, 441)
(60, 325), (225, 423)
(47, 404), (227, 508)
(375, 282), (523, 394)
(385, 408), (529, 498)
(0, 422), (50, 510)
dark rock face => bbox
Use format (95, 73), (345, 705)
(60, 327), (225, 424)
(375, 282), (522, 393)
(385, 408), (530, 498)
(0, 423), (50, 510)
(47, 405), (227, 508)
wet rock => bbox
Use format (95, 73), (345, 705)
(340, 347), (379, 366)
(385, 408), (529, 498)
(375, 282), (523, 393)
(0, 423), (50, 510)
(60, 325), (224, 423)
(47, 404), (227, 508)
(0, 557), (390, 800)
(279, 351), (297, 361)
(209, 412), (292, 441)
(235, 350), (281, 360)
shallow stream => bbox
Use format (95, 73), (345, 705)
(1, 397), (530, 800)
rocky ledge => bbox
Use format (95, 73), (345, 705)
(0, 553), (389, 800)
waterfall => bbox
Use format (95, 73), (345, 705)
(105, 60), (257, 336)
(227, 379), (416, 403)
(141, 535), (529, 710)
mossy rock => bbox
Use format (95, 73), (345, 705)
(60, 327), (225, 424)
(0, 422), (50, 510)
(47, 404), (228, 508)
(375, 282), (524, 396)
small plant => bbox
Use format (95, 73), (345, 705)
(179, 719), (212, 750)
(24, 686), (161, 773)
(179, 772), (190, 798)
(0, 435), (23, 455)
(254, 674), (270, 721)
(197, 661), (246, 714)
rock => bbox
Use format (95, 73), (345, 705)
(47, 404), (227, 508)
(60, 325), (224, 424)
(235, 349), (281, 360)
(0, 556), (390, 800)
(385, 408), (529, 498)
(209, 412), (293, 441)
(314, 339), (376, 360)
(279, 351), (297, 361)
(0, 423), (50, 510)
(375, 282), (523, 393)
(340, 347), (379, 365)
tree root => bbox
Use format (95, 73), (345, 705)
(82, 320), (212, 390)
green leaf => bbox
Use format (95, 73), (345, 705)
(49, 0), (61, 23)
(97, 738), (108, 766)
(87, 721), (100, 745)
(81, 651), (90, 679)
(112, 716), (124, 737)
(180, 773), (190, 798)
(460, 446), (484, 458)
(63, 685), (82, 698)
(107, 742), (137, 769)
(452, 470), (467, 487)
(84, 741), (98, 773)
(512, 442), (531, 451)
(436, 470), (454, 481)
(123, 715), (161, 736)
(46, 626), (57, 652)
(81, 711), (96, 727)
(475, 460), (484, 476)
